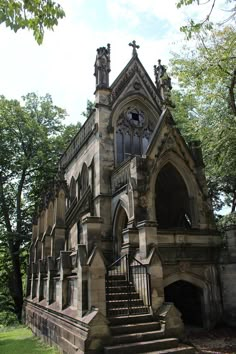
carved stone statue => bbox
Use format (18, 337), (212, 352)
(94, 44), (111, 89)
(154, 59), (174, 108)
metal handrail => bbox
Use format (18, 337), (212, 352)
(106, 254), (151, 316)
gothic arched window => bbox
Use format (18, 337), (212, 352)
(69, 177), (76, 205)
(81, 164), (89, 196)
(115, 107), (153, 164)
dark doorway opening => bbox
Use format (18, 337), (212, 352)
(113, 206), (128, 260)
(164, 280), (203, 327)
(156, 163), (192, 229)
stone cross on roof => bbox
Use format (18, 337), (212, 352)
(129, 40), (140, 57)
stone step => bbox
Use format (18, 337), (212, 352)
(107, 279), (131, 286)
(112, 328), (165, 345)
(107, 292), (140, 300)
(108, 306), (149, 316)
(107, 285), (136, 293)
(104, 337), (179, 354)
(107, 274), (127, 280)
(110, 321), (161, 335)
(145, 345), (196, 354)
(108, 298), (144, 308)
(109, 313), (154, 325)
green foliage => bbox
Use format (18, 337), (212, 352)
(81, 100), (95, 118)
(217, 212), (236, 229)
(0, 92), (80, 321)
(0, 0), (65, 44)
(0, 326), (59, 353)
(176, 0), (235, 39)
(170, 26), (236, 212)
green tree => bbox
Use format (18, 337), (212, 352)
(0, 93), (80, 321)
(81, 99), (96, 118)
(170, 26), (236, 212)
(176, 0), (236, 38)
(0, 0), (65, 44)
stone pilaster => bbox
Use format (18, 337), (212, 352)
(46, 256), (56, 305)
(58, 251), (72, 310)
(77, 245), (89, 317)
(88, 247), (106, 316)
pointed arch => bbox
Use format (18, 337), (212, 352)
(148, 152), (200, 228)
(112, 201), (129, 259)
(156, 162), (192, 229)
(69, 176), (76, 204)
(111, 96), (159, 165)
(81, 163), (89, 196)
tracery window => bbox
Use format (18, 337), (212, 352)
(116, 107), (153, 164)
(80, 163), (89, 196)
(69, 177), (76, 206)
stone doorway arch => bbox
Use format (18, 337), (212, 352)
(113, 204), (128, 260)
(155, 163), (192, 229)
(164, 280), (203, 327)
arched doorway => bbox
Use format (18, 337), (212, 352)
(156, 163), (192, 229)
(113, 205), (128, 260)
(164, 280), (203, 326)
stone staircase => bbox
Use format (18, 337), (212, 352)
(104, 273), (195, 354)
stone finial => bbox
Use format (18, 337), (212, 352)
(129, 40), (140, 57)
(94, 43), (111, 90)
(154, 59), (174, 108)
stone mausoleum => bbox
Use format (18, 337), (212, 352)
(25, 42), (236, 354)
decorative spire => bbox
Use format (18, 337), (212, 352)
(129, 40), (140, 57)
(94, 43), (111, 90)
(154, 59), (175, 108)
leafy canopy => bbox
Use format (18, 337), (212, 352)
(0, 92), (80, 321)
(176, 0), (236, 38)
(0, 0), (65, 44)
(170, 26), (236, 212)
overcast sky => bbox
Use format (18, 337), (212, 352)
(0, 0), (227, 125)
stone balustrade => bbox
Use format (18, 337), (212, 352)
(60, 114), (96, 168)
(111, 159), (131, 194)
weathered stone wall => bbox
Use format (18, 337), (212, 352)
(24, 301), (110, 354)
(219, 225), (236, 326)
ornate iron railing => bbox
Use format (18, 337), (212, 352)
(106, 254), (151, 317)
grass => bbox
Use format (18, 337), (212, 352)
(0, 326), (59, 354)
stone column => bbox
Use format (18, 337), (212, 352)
(46, 256), (56, 305)
(137, 220), (158, 259)
(37, 259), (46, 301)
(58, 251), (72, 310)
(30, 262), (38, 299)
(88, 247), (106, 316)
(77, 245), (89, 317)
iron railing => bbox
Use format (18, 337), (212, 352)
(106, 254), (151, 317)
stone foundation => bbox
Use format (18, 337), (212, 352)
(24, 300), (110, 354)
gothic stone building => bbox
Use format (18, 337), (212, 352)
(25, 42), (236, 354)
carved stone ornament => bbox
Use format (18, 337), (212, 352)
(179, 261), (190, 273)
(133, 81), (141, 90)
(94, 44), (111, 89)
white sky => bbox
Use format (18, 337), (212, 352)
(0, 0), (228, 125)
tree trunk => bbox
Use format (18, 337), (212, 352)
(9, 244), (23, 322)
